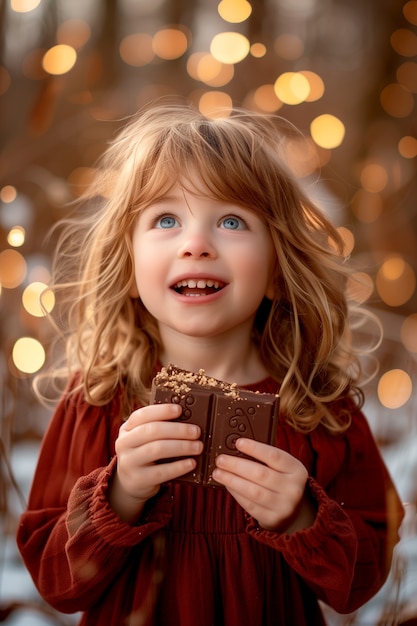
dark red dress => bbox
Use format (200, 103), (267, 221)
(17, 376), (404, 626)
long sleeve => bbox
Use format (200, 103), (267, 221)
(16, 384), (173, 614)
(245, 399), (404, 614)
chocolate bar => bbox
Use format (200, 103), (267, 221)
(150, 365), (280, 487)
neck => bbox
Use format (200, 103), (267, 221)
(158, 331), (268, 386)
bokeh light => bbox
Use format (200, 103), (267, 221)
(360, 162), (388, 193)
(398, 135), (417, 158)
(218, 0), (252, 23)
(337, 226), (355, 256)
(401, 313), (417, 352)
(187, 53), (234, 87)
(310, 114), (345, 149)
(274, 72), (310, 105)
(346, 272), (374, 304)
(152, 28), (189, 60)
(12, 337), (45, 374)
(391, 28), (417, 57)
(351, 189), (383, 223)
(42, 45), (77, 75)
(22, 282), (55, 317)
(0, 185), (17, 203)
(380, 83), (414, 118)
(210, 32), (250, 64)
(198, 91), (233, 117)
(397, 61), (417, 92)
(250, 43), (267, 58)
(0, 249), (27, 289)
(251, 84), (282, 112)
(376, 256), (416, 307)
(377, 369), (413, 409)
(403, 0), (417, 25)
(299, 71), (325, 102)
(120, 33), (154, 66)
(11, 0), (41, 12)
(7, 226), (26, 247)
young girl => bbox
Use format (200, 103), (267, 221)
(17, 104), (404, 626)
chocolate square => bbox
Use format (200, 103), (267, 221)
(150, 366), (279, 487)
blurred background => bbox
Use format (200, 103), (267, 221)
(0, 0), (416, 624)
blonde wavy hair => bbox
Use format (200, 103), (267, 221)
(39, 103), (378, 432)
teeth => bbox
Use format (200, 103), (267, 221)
(174, 279), (221, 289)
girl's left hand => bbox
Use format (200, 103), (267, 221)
(212, 438), (316, 533)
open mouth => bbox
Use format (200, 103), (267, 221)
(171, 278), (226, 297)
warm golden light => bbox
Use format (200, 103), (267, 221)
(42, 44), (77, 75)
(380, 83), (414, 118)
(120, 33), (154, 66)
(22, 282), (55, 317)
(57, 20), (91, 49)
(391, 28), (417, 57)
(397, 61), (417, 92)
(310, 114), (345, 149)
(250, 43), (267, 58)
(376, 256), (416, 306)
(403, 0), (417, 25)
(401, 313), (417, 352)
(377, 369), (412, 409)
(198, 92), (233, 118)
(7, 226), (25, 247)
(194, 54), (234, 87)
(11, 0), (41, 12)
(218, 0), (252, 23)
(284, 137), (321, 178)
(346, 272), (374, 304)
(0, 249), (27, 289)
(337, 226), (355, 256)
(398, 135), (417, 158)
(0, 185), (17, 203)
(274, 72), (310, 105)
(152, 28), (189, 60)
(12, 337), (45, 374)
(210, 32), (250, 64)
(360, 162), (388, 193)
(252, 84), (282, 112)
(351, 189), (383, 223)
(299, 71), (325, 102)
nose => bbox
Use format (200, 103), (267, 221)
(177, 228), (217, 259)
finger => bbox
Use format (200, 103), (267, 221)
(138, 457), (198, 487)
(136, 437), (203, 465)
(120, 420), (202, 449)
(212, 461), (277, 503)
(123, 403), (183, 431)
(235, 438), (305, 475)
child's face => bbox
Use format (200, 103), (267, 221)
(131, 175), (275, 345)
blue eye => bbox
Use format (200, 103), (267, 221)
(221, 216), (245, 230)
(156, 215), (178, 229)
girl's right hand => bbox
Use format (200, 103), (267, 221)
(108, 403), (203, 523)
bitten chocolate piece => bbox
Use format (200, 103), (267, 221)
(150, 365), (280, 487)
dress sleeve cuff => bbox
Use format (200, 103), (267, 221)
(245, 476), (357, 575)
(67, 456), (174, 547)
